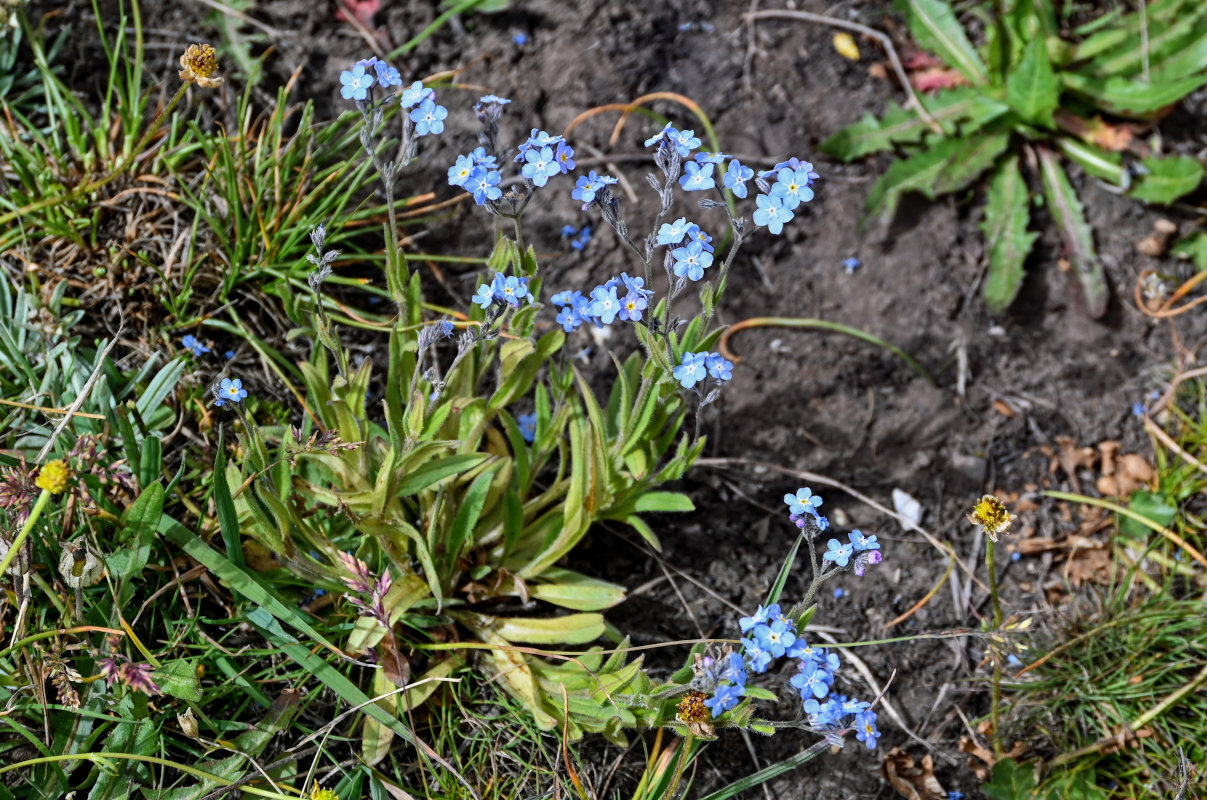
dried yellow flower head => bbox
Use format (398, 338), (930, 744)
(676, 689), (715, 735)
(967, 494), (1015, 542)
(35, 459), (70, 494)
(677, 689), (710, 724)
(179, 43), (224, 88)
(0, 0), (26, 34)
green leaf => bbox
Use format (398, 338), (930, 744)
(1120, 491), (1177, 538)
(865, 137), (960, 220)
(981, 154), (1038, 313)
(212, 427), (244, 568)
(397, 453), (491, 495)
(632, 491), (695, 513)
(1172, 232), (1207, 269)
(624, 514), (662, 552)
(493, 613), (606, 644)
(820, 90), (1009, 160)
(1036, 147), (1108, 317)
(1061, 71), (1207, 116)
(135, 357), (186, 422)
(983, 758), (1037, 800)
(444, 467), (500, 571)
(529, 567), (627, 611)
(903, 0), (988, 85)
(1056, 137), (1125, 185)
(1128, 155), (1206, 204)
(107, 482), (164, 582)
(1005, 36), (1058, 128)
(1084, 4), (1207, 78)
(158, 516), (341, 654)
(153, 660), (202, 702)
(932, 129), (1012, 195)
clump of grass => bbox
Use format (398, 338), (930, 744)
(998, 375), (1207, 798)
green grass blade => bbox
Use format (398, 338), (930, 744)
(696, 738), (831, 800)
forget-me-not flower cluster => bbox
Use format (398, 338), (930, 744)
(712, 599), (881, 747)
(672, 351), (733, 389)
(473, 273), (535, 310)
(551, 273), (653, 331)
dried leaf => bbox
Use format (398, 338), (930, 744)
(1065, 547), (1113, 586)
(959, 735), (994, 779)
(882, 747), (946, 800)
(1055, 112), (1136, 152)
(1115, 454), (1154, 494)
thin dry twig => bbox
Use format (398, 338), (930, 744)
(743, 9), (942, 134)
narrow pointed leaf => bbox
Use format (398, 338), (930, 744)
(980, 154), (1038, 313)
(820, 90), (1009, 160)
(1005, 36), (1058, 128)
(932, 129), (1012, 195)
(904, 0), (988, 85)
(1128, 155), (1205, 204)
(1056, 137), (1125, 185)
(397, 453), (491, 495)
(1037, 147), (1108, 317)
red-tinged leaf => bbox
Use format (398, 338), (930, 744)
(336, 0), (382, 27)
(912, 67), (970, 92)
(1036, 147), (1108, 317)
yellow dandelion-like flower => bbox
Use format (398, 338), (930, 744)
(967, 494), (1015, 542)
(35, 459), (71, 495)
(178, 43), (224, 89)
(309, 785), (339, 800)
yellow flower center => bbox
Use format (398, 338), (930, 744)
(35, 459), (70, 495)
(179, 43), (224, 88)
(186, 44), (219, 78)
(968, 494), (1015, 539)
(677, 690), (710, 724)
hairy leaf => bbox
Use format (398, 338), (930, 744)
(932, 129), (1012, 195)
(530, 567), (627, 611)
(980, 154), (1038, 312)
(865, 133), (1002, 221)
(820, 89), (1009, 160)
(1056, 136), (1126, 185)
(1005, 36), (1058, 128)
(1062, 71), (1207, 116)
(1037, 147), (1107, 317)
(494, 612), (606, 644)
(1084, 4), (1207, 78)
(903, 0), (988, 85)
(1128, 155), (1206, 205)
